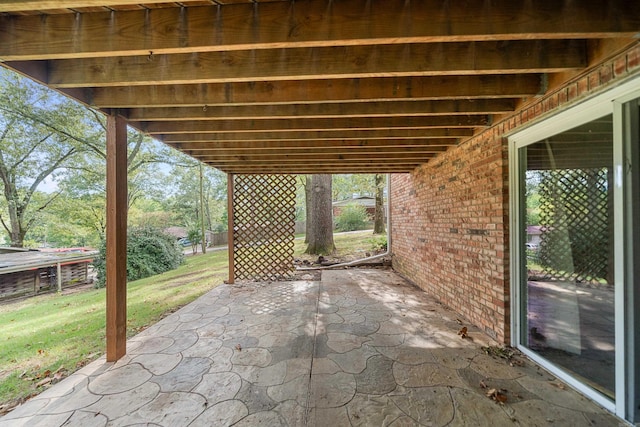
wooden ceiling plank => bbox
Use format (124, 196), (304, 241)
(138, 116), (488, 134)
(125, 99), (516, 121)
(89, 75), (543, 108)
(0, 1), (175, 11)
(159, 129), (473, 142)
(44, 40), (585, 88)
(168, 139), (457, 150)
(211, 167), (416, 174)
(1, 1), (638, 59)
(200, 154), (436, 163)
(182, 147), (449, 157)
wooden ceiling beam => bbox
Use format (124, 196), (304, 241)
(44, 41), (585, 88)
(168, 139), (457, 151)
(201, 157), (429, 164)
(0, 1), (174, 12)
(1, 1), (638, 59)
(211, 166), (416, 174)
(126, 100), (516, 121)
(89, 75), (543, 108)
(182, 147), (449, 157)
(138, 116), (487, 134)
(159, 129), (472, 142)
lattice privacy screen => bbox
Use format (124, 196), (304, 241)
(537, 168), (612, 284)
(232, 175), (297, 281)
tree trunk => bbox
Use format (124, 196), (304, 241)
(304, 175), (312, 244)
(305, 174), (335, 255)
(373, 174), (386, 234)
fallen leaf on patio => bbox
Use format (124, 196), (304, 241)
(455, 318), (463, 324)
(35, 377), (52, 388)
(494, 393), (508, 403)
(486, 388), (508, 404)
(551, 382), (566, 390)
(235, 344), (242, 351)
(457, 327), (468, 338)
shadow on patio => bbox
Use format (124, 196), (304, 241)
(0, 269), (619, 426)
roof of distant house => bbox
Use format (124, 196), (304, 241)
(333, 196), (378, 208)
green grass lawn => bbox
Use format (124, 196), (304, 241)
(0, 250), (228, 409)
(0, 229), (384, 410)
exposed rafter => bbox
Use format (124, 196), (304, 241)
(86, 75), (544, 108)
(1, 0), (638, 59)
(137, 116), (488, 134)
(40, 41), (585, 88)
(124, 100), (516, 121)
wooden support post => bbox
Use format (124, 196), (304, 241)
(106, 114), (128, 362)
(56, 262), (62, 292)
(227, 173), (234, 284)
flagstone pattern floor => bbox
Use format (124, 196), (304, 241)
(1, 269), (623, 426)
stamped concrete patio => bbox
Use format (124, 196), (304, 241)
(0, 269), (622, 426)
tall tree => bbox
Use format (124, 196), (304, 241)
(304, 175), (312, 244)
(0, 68), (172, 247)
(373, 174), (386, 234)
(0, 70), (98, 247)
(305, 174), (335, 255)
(163, 153), (227, 232)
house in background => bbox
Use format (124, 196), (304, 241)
(526, 225), (542, 247)
(333, 196), (379, 218)
(0, 247), (95, 300)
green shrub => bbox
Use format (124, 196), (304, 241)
(369, 235), (388, 252)
(335, 204), (370, 232)
(94, 226), (184, 288)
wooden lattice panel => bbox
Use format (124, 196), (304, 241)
(537, 168), (612, 284)
(232, 175), (297, 281)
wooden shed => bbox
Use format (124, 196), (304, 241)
(0, 248), (95, 301)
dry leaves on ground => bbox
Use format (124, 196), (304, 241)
(486, 388), (508, 404)
(457, 326), (468, 338)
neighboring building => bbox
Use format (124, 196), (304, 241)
(526, 225), (542, 247)
(164, 227), (227, 247)
(332, 196), (377, 218)
(0, 247), (95, 300)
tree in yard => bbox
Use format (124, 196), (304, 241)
(373, 174), (386, 234)
(305, 174), (335, 255)
(0, 69), (99, 247)
(0, 68), (174, 247)
(187, 225), (202, 255)
(162, 154), (227, 233)
(303, 175), (312, 244)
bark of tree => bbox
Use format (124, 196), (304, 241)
(305, 174), (335, 255)
(373, 174), (386, 234)
(304, 175), (312, 244)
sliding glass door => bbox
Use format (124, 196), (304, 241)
(520, 116), (615, 398)
(510, 80), (640, 422)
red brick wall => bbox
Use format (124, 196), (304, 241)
(391, 42), (640, 344)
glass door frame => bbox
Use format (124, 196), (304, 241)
(508, 77), (640, 421)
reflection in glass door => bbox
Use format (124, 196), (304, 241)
(520, 115), (615, 398)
